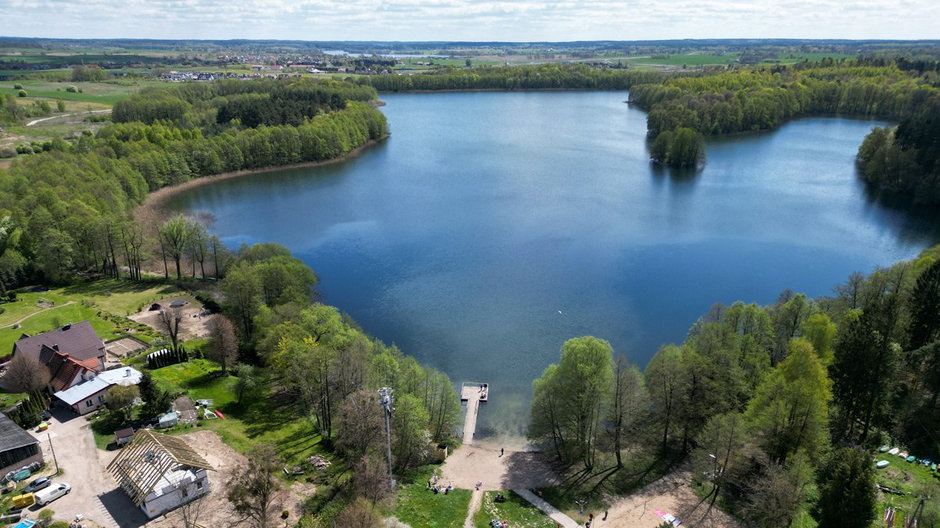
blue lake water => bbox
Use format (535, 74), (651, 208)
(169, 91), (940, 435)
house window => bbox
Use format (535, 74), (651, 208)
(86, 400), (93, 407)
(181, 487), (189, 498)
(196, 480), (204, 490)
(98, 394), (106, 402)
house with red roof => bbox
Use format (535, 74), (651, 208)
(12, 321), (107, 395)
(13, 321), (106, 373)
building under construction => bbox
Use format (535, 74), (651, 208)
(107, 430), (213, 518)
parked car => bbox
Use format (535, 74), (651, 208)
(22, 477), (50, 493)
(34, 483), (69, 506)
(38, 411), (51, 421)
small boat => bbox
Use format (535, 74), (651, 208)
(214, 410), (225, 419)
(922, 459), (932, 466)
(906, 455), (917, 463)
(876, 460), (890, 469)
(879, 445), (890, 453)
(888, 447), (900, 455)
(899, 451), (909, 458)
(931, 463), (937, 471)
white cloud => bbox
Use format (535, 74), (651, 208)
(0, 0), (936, 40)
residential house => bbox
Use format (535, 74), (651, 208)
(13, 321), (106, 374)
(53, 366), (143, 415)
(107, 430), (213, 518)
(0, 413), (42, 476)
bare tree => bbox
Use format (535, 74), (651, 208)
(207, 316), (239, 374)
(353, 455), (393, 506)
(158, 307), (184, 350)
(176, 488), (207, 528)
(336, 390), (384, 458)
(3, 354), (50, 393)
(334, 498), (382, 528)
(226, 443), (282, 528)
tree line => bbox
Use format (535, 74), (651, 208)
(0, 78), (388, 290)
(203, 243), (460, 526)
(627, 59), (940, 172)
(529, 245), (940, 527)
(357, 63), (676, 92)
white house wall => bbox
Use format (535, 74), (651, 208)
(141, 469), (210, 518)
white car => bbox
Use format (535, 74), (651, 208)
(34, 482), (70, 506)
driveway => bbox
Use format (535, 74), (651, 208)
(27, 405), (139, 527)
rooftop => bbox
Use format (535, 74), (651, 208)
(0, 413), (38, 452)
(98, 366), (143, 386)
(53, 376), (110, 406)
(15, 321), (104, 364)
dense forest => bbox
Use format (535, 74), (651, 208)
(0, 78), (387, 289)
(529, 246), (940, 526)
(358, 63), (676, 92)
(627, 58), (940, 190)
(1, 76), (457, 527)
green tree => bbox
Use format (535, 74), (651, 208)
(909, 258), (940, 350)
(159, 214), (189, 280)
(234, 364), (261, 404)
(222, 262), (262, 337)
(645, 344), (689, 452)
(529, 337), (614, 468)
(801, 313), (837, 364)
(830, 310), (898, 443)
(608, 355), (648, 468)
(390, 393), (431, 472)
(106, 385), (139, 421)
(745, 338), (831, 463)
(814, 447), (876, 528)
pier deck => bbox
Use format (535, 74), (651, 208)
(460, 382), (488, 445)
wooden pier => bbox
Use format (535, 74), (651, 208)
(460, 382), (488, 445)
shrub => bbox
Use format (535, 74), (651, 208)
(13, 83), (23, 89)
(0, 146), (16, 159)
(17, 90), (27, 97)
(65, 85), (78, 93)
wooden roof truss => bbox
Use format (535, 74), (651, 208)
(106, 429), (213, 506)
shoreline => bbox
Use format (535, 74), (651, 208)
(135, 135), (388, 225)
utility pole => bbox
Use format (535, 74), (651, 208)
(47, 433), (59, 474)
(378, 387), (395, 490)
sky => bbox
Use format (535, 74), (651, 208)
(0, 0), (938, 42)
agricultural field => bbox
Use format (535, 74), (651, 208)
(1, 79), (159, 105)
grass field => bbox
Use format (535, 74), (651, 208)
(395, 470), (473, 528)
(146, 358), (336, 468)
(0, 279), (182, 353)
(473, 491), (555, 528)
(873, 454), (940, 527)
(1, 79), (160, 105)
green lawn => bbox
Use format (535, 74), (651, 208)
(395, 471), (473, 528)
(474, 491), (555, 528)
(872, 455), (940, 527)
(0, 301), (117, 353)
(148, 359), (336, 468)
(57, 279), (185, 316)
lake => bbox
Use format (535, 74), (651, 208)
(169, 91), (940, 437)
